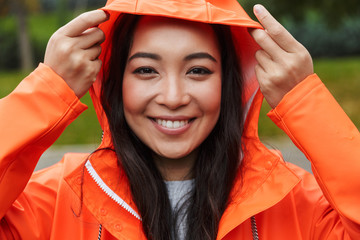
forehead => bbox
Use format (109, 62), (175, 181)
(131, 16), (219, 52)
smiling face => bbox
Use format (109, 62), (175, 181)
(122, 16), (222, 170)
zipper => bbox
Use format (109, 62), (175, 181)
(251, 216), (259, 240)
(85, 160), (142, 220)
(98, 224), (102, 240)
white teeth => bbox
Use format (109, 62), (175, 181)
(180, 120), (185, 127)
(155, 119), (189, 129)
(166, 120), (172, 128)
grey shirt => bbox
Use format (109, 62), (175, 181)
(165, 179), (195, 240)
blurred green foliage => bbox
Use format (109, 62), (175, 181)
(0, 13), (68, 70)
(285, 15), (360, 58)
(0, 16), (19, 69)
(30, 13), (61, 65)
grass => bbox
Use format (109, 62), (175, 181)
(1, 57), (359, 145)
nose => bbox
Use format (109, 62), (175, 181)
(155, 75), (191, 109)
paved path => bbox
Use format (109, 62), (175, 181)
(36, 138), (311, 173)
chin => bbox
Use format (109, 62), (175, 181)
(158, 152), (190, 160)
(155, 147), (198, 161)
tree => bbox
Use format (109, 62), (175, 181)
(2, 0), (40, 71)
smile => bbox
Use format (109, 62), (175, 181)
(155, 119), (189, 129)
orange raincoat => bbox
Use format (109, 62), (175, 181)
(1, 0), (360, 239)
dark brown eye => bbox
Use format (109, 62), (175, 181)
(187, 67), (212, 75)
(133, 67), (158, 74)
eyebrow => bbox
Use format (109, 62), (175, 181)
(127, 51), (217, 62)
(184, 52), (217, 62)
(128, 52), (162, 62)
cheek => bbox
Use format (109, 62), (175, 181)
(198, 77), (222, 118)
(122, 79), (137, 115)
(122, 77), (150, 115)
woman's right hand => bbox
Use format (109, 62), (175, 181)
(44, 10), (109, 98)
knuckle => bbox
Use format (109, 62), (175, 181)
(58, 42), (72, 55)
(259, 81), (271, 95)
(271, 69), (285, 84)
(87, 68), (96, 78)
(255, 49), (267, 60)
(269, 25), (283, 37)
(256, 31), (268, 44)
(298, 50), (311, 63)
(282, 60), (293, 72)
(254, 53), (260, 62)
(281, 66), (294, 80)
(259, 14), (269, 24)
(255, 50), (262, 59)
(54, 26), (65, 36)
(78, 14), (93, 28)
(49, 32), (62, 45)
(94, 61), (102, 74)
(78, 12), (89, 22)
(88, 63), (99, 74)
(254, 64), (262, 73)
(97, 28), (106, 40)
(71, 54), (85, 70)
(96, 45), (102, 56)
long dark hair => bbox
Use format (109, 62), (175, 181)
(101, 14), (244, 240)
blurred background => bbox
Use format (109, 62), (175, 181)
(0, 0), (359, 147)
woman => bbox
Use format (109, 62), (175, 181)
(1, 0), (359, 239)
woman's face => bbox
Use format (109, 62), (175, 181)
(122, 16), (222, 161)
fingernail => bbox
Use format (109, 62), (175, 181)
(254, 4), (263, 15)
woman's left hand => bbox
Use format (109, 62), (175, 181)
(250, 4), (314, 108)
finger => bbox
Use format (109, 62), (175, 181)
(90, 59), (103, 80)
(60, 10), (109, 37)
(85, 45), (102, 60)
(77, 27), (105, 49)
(253, 4), (299, 52)
(254, 64), (268, 87)
(254, 49), (274, 73)
(250, 29), (284, 61)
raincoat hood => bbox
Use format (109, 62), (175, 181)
(90, 0), (263, 148)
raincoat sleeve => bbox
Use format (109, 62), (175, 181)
(0, 64), (87, 237)
(268, 73), (360, 238)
